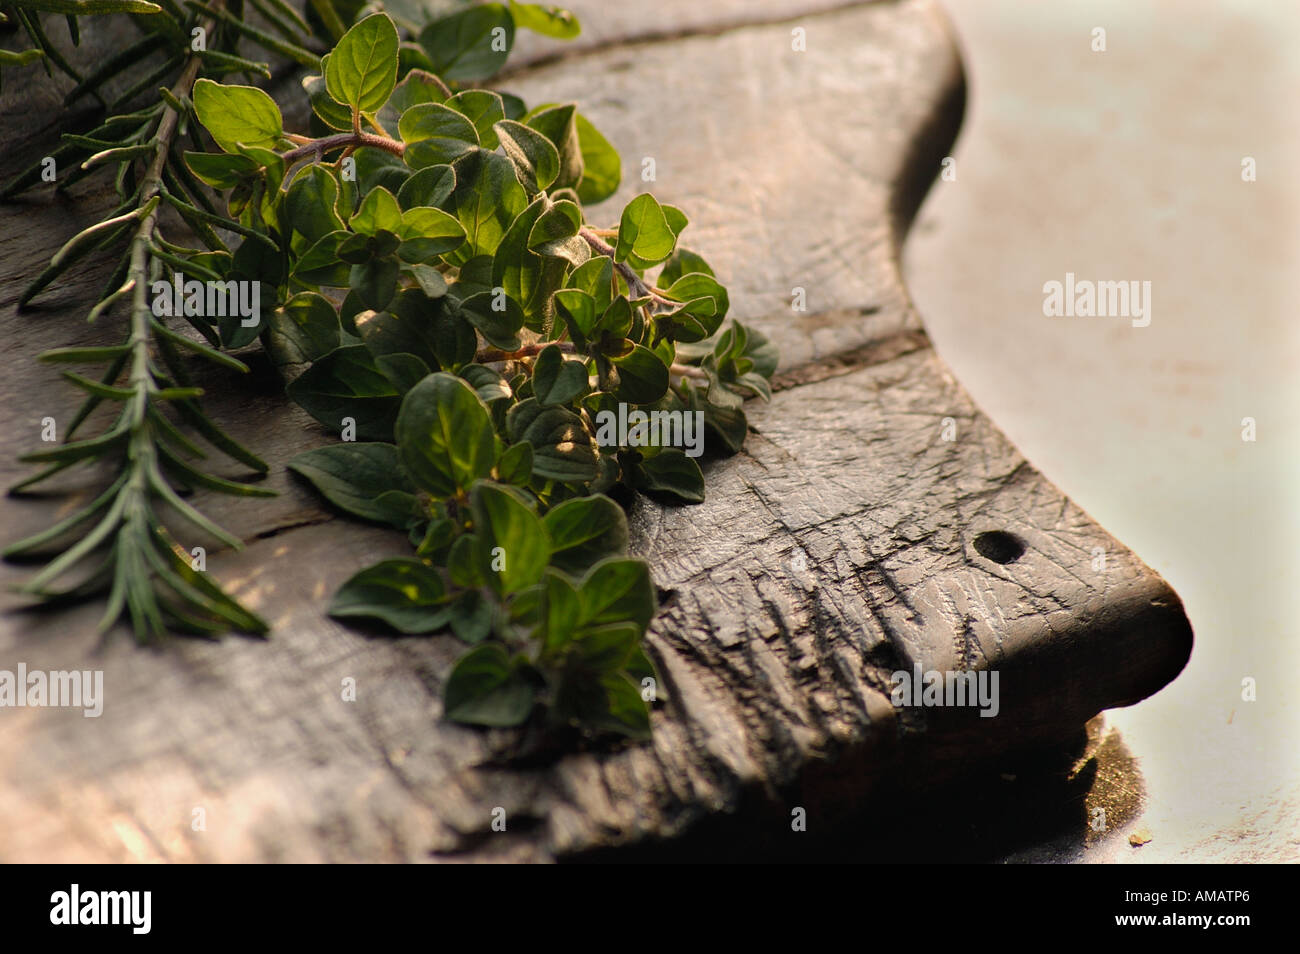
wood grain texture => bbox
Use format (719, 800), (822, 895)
(0, 0), (1192, 862)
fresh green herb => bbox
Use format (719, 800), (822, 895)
(4, 3), (777, 738)
(3, 1), (287, 640)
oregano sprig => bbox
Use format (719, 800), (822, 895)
(174, 10), (776, 735)
(5, 2), (777, 739)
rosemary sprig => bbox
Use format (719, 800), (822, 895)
(5, 4), (275, 640)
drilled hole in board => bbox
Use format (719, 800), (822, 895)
(973, 530), (1025, 565)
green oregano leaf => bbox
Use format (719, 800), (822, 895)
(662, 204), (688, 237)
(459, 363), (513, 405)
(543, 495), (629, 574)
(658, 247), (715, 286)
(494, 119), (559, 195)
(527, 198), (586, 264)
(326, 13), (400, 116)
(612, 344), (669, 404)
(590, 672), (651, 739)
(266, 292), (341, 368)
(579, 557), (657, 631)
(572, 623), (641, 672)
(184, 151), (263, 190)
(288, 345), (402, 440)
(356, 302), (441, 369)
(193, 79), (284, 153)
(303, 71), (353, 131)
(509, 3), (581, 39)
(469, 480), (550, 595)
(419, 3), (515, 82)
(398, 102), (480, 168)
(506, 399), (598, 482)
(492, 194), (566, 324)
(397, 164), (457, 210)
(285, 165), (345, 244)
(351, 255), (400, 310)
(615, 193), (676, 269)
(329, 558), (450, 633)
(288, 443), (417, 528)
(377, 67), (451, 135)
(496, 441), (533, 485)
(396, 372), (498, 497)
(456, 289), (524, 351)
(443, 643), (535, 726)
(537, 568), (583, 655)
(376, 353), (434, 394)
(553, 287), (598, 349)
(350, 185), (403, 235)
(634, 448), (706, 504)
(447, 592), (494, 644)
(532, 343), (589, 406)
(524, 103), (583, 191)
(443, 148), (528, 265)
(447, 90), (506, 150)
(289, 232), (349, 286)
(396, 206), (467, 262)
(574, 112), (620, 205)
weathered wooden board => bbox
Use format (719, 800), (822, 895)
(0, 0), (1192, 862)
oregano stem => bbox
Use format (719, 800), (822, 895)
(474, 342), (705, 380)
(578, 227), (679, 307)
(475, 342), (575, 363)
(670, 363), (707, 380)
(280, 131), (406, 164)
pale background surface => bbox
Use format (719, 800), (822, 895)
(905, 0), (1300, 861)
(0, 0), (1289, 863)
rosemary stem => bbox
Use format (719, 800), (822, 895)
(125, 11), (218, 472)
(128, 13), (212, 379)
